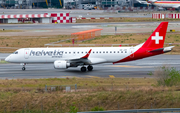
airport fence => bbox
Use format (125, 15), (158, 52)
(45, 84), (77, 92)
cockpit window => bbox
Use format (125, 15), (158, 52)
(13, 51), (18, 54)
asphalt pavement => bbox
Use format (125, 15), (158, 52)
(0, 54), (179, 79)
(0, 22), (179, 30)
(0, 21), (180, 36)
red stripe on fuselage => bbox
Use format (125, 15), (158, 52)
(113, 48), (163, 64)
(155, 1), (180, 4)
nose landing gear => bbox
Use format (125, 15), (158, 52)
(21, 63), (26, 71)
(22, 67), (26, 71)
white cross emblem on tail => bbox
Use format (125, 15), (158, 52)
(151, 32), (163, 44)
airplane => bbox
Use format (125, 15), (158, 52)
(5, 22), (174, 72)
(137, 0), (180, 10)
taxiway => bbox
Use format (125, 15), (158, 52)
(0, 54), (179, 79)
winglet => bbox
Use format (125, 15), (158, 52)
(81, 49), (92, 59)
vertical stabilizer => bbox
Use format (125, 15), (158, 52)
(142, 22), (168, 49)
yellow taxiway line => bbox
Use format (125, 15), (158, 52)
(85, 75), (101, 78)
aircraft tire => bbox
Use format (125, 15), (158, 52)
(87, 65), (93, 71)
(81, 67), (86, 72)
(22, 67), (26, 71)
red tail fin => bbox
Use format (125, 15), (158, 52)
(142, 22), (168, 49)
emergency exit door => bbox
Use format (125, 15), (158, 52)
(24, 49), (30, 59)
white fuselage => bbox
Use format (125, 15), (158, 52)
(152, 1), (180, 9)
(6, 46), (138, 64)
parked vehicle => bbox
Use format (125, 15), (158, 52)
(83, 4), (96, 10)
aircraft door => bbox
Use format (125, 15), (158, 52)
(129, 47), (134, 58)
(24, 49), (30, 59)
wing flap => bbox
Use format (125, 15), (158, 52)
(88, 58), (107, 64)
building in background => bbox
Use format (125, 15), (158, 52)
(0, 0), (165, 9)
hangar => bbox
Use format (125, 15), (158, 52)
(0, 13), (70, 24)
(0, 14), (51, 23)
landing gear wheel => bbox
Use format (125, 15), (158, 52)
(81, 67), (86, 72)
(87, 65), (93, 71)
(22, 67), (26, 71)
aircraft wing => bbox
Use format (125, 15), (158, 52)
(67, 49), (106, 66)
(67, 49), (92, 66)
(137, 0), (151, 4)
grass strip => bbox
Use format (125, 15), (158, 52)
(0, 78), (179, 112)
(0, 60), (8, 64)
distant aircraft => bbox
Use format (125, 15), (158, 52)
(137, 0), (180, 10)
(5, 22), (174, 72)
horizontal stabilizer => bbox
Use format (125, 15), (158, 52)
(149, 48), (163, 53)
(163, 46), (174, 53)
(149, 46), (174, 53)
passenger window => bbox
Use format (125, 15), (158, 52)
(93, 51), (95, 53)
(86, 52), (87, 53)
(110, 51), (112, 53)
(117, 51), (119, 53)
(103, 51), (105, 53)
(73, 52), (75, 54)
(114, 51), (116, 53)
(82, 52), (83, 54)
(77, 52), (79, 54)
(96, 51), (98, 53)
(69, 52), (71, 54)
(106, 51), (108, 53)
(65, 52), (67, 54)
(99, 51), (101, 53)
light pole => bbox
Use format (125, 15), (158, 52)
(63, 0), (65, 9)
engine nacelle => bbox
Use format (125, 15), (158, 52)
(54, 60), (70, 69)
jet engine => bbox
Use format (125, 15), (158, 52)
(54, 60), (70, 69)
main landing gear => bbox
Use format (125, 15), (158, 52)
(87, 65), (93, 71)
(81, 67), (86, 72)
(81, 65), (93, 72)
(21, 63), (26, 71)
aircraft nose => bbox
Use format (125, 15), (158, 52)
(5, 56), (10, 62)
